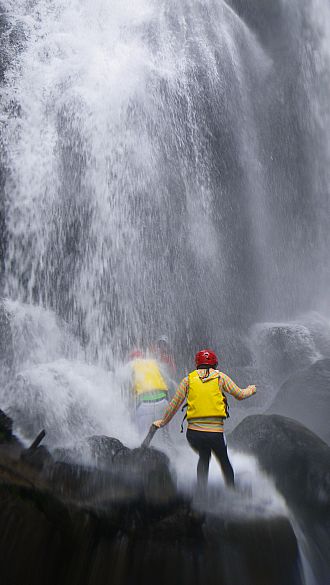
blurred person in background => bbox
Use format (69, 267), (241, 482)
(128, 349), (170, 436)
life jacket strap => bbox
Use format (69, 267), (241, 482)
(180, 402), (188, 433)
(223, 393), (230, 418)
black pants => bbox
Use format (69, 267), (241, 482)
(186, 429), (235, 488)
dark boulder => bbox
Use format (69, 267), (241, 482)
(230, 414), (330, 581)
(0, 450), (302, 585)
(0, 408), (14, 443)
(53, 436), (129, 468)
(115, 445), (176, 504)
(267, 358), (330, 444)
(299, 312), (330, 358)
(0, 426), (303, 585)
(87, 434), (129, 465)
(53, 436), (176, 506)
(20, 445), (53, 471)
(230, 414), (330, 511)
(251, 323), (319, 387)
(0, 408), (22, 449)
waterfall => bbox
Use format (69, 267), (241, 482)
(2, 1), (329, 367)
(0, 0), (281, 362)
(1, 4), (330, 583)
(2, 1), (330, 363)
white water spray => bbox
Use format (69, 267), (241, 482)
(2, 0), (271, 359)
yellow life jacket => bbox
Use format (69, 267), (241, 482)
(132, 359), (168, 396)
(187, 370), (228, 419)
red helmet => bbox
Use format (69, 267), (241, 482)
(129, 349), (144, 360)
(195, 349), (218, 368)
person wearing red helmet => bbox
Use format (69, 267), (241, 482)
(154, 349), (256, 489)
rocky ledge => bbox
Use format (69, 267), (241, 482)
(0, 409), (302, 585)
(230, 413), (330, 583)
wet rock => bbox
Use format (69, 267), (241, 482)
(251, 322), (319, 386)
(53, 435), (176, 504)
(87, 435), (129, 466)
(52, 436), (129, 468)
(46, 460), (104, 501)
(203, 514), (300, 585)
(21, 445), (53, 471)
(229, 413), (330, 582)
(0, 408), (13, 443)
(52, 444), (86, 465)
(267, 358), (330, 444)
(115, 446), (176, 504)
(0, 447), (303, 585)
(299, 312), (330, 358)
(229, 414), (330, 512)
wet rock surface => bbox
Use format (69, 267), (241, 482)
(251, 322), (319, 387)
(0, 426), (302, 585)
(230, 413), (330, 582)
(0, 408), (14, 443)
(267, 358), (330, 444)
(230, 414), (330, 511)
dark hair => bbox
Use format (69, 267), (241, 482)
(197, 363), (218, 369)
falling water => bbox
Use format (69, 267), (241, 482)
(0, 1), (281, 359)
(2, 1), (330, 365)
(1, 2), (330, 583)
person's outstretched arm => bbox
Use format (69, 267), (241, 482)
(154, 377), (188, 427)
(220, 372), (256, 400)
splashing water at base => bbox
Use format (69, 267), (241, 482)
(0, 301), (290, 517)
(171, 441), (289, 517)
(4, 358), (142, 447)
(0, 301), (321, 585)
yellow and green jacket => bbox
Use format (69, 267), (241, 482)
(132, 358), (168, 403)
